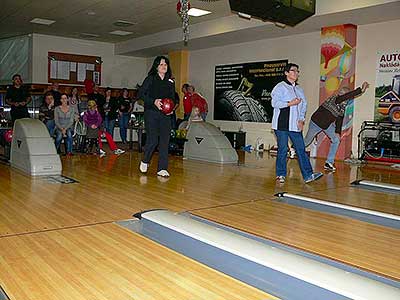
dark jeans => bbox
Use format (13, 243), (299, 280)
(104, 116), (116, 138)
(143, 110), (171, 171)
(55, 127), (73, 154)
(275, 130), (313, 180)
(119, 112), (130, 142)
(45, 119), (55, 137)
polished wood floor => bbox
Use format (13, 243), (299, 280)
(0, 148), (399, 299)
(0, 223), (275, 300)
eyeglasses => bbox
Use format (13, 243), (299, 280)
(289, 69), (300, 73)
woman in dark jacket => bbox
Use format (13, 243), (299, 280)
(117, 88), (132, 143)
(138, 55), (177, 177)
(101, 87), (119, 137)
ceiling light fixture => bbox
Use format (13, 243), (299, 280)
(79, 33), (100, 38)
(237, 12), (251, 20)
(188, 8), (211, 17)
(113, 20), (137, 27)
(109, 30), (133, 36)
(30, 18), (56, 25)
(274, 22), (286, 29)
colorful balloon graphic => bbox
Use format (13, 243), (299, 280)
(321, 26), (345, 69)
(338, 51), (352, 80)
(325, 77), (340, 93)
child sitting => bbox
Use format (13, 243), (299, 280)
(83, 100), (125, 157)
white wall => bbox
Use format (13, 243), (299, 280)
(189, 19), (400, 155)
(189, 31), (321, 150)
(32, 34), (148, 88)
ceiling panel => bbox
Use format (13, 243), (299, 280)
(0, 0), (231, 42)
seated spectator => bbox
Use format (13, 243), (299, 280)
(178, 106), (203, 131)
(189, 106), (203, 122)
(39, 92), (56, 136)
(83, 100), (125, 157)
(69, 87), (81, 116)
(188, 85), (208, 121)
(182, 83), (192, 121)
(49, 83), (62, 106)
(54, 93), (76, 156)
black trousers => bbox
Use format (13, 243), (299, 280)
(11, 106), (30, 124)
(143, 110), (171, 171)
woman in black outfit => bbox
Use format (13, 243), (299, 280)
(139, 56), (176, 177)
(118, 88), (132, 143)
(101, 87), (119, 137)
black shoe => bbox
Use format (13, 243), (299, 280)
(324, 162), (336, 171)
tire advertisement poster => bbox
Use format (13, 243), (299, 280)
(374, 51), (400, 123)
(214, 59), (288, 123)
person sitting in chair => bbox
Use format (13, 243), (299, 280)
(54, 93), (76, 156)
(39, 92), (56, 136)
(83, 100), (125, 157)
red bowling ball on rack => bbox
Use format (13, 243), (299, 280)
(160, 98), (175, 115)
(4, 129), (12, 143)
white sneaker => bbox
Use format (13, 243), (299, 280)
(99, 149), (106, 158)
(157, 170), (170, 177)
(276, 176), (285, 184)
(289, 148), (296, 159)
(140, 161), (148, 173)
(324, 162), (336, 171)
(114, 148), (125, 155)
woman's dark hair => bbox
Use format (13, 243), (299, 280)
(44, 92), (54, 98)
(12, 74), (22, 81)
(69, 87), (79, 98)
(148, 55), (173, 79)
(105, 87), (112, 92)
(43, 92), (54, 104)
(284, 63), (299, 73)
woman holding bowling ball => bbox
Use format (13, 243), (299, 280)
(138, 55), (177, 177)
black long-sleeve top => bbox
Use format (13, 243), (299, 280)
(101, 97), (119, 120)
(311, 87), (363, 134)
(138, 74), (176, 112)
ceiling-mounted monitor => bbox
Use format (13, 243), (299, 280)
(229, 0), (316, 26)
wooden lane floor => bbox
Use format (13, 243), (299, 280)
(0, 149), (399, 298)
(356, 163), (400, 185)
(0, 222), (276, 300)
(305, 185), (400, 216)
(0, 151), (355, 236)
(278, 162), (400, 216)
(191, 199), (400, 281)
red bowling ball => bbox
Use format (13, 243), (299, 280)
(4, 129), (12, 143)
(160, 98), (175, 115)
